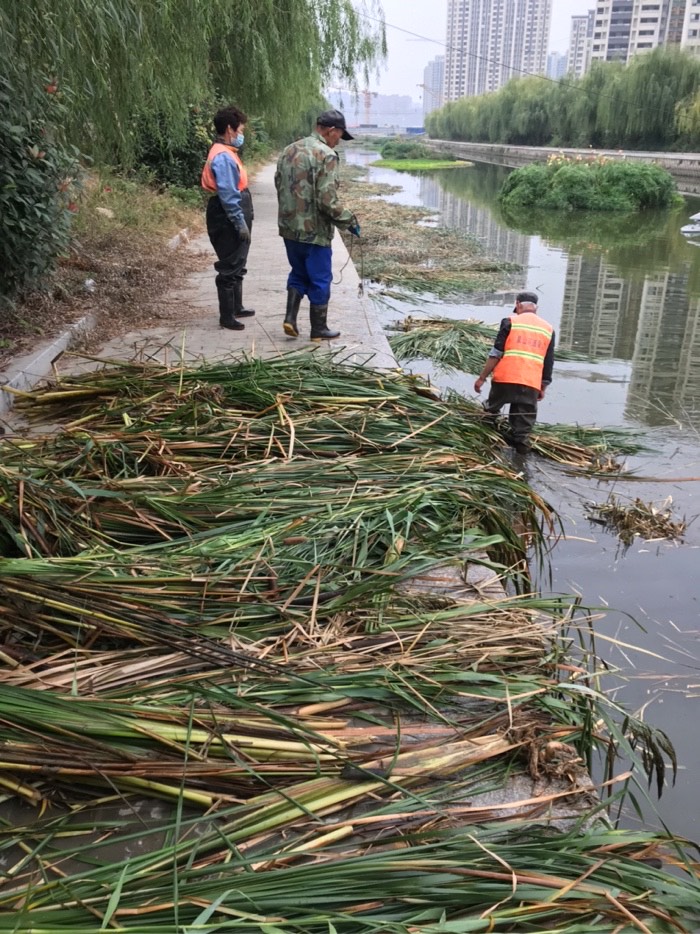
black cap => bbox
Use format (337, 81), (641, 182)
(317, 109), (354, 140)
(516, 291), (539, 305)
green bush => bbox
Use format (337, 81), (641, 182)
(498, 155), (681, 211)
(131, 100), (217, 190)
(380, 140), (442, 161)
(132, 104), (272, 189)
(0, 73), (81, 308)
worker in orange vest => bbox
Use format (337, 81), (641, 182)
(474, 291), (555, 455)
(201, 105), (254, 331)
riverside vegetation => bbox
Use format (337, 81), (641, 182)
(499, 155), (682, 213)
(371, 140), (465, 172)
(339, 163), (518, 298)
(0, 0), (386, 313)
(427, 48), (700, 152)
(0, 352), (698, 931)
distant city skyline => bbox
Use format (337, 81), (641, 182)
(371, 0), (594, 100)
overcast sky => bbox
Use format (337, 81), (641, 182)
(372, 0), (595, 99)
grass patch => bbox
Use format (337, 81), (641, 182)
(0, 169), (206, 365)
(371, 158), (469, 171)
(73, 169), (205, 240)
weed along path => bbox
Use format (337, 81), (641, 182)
(0, 160), (698, 930)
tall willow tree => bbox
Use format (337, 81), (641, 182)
(0, 0), (386, 165)
(426, 49), (700, 152)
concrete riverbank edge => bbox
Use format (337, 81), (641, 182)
(427, 138), (700, 195)
(0, 157), (597, 828)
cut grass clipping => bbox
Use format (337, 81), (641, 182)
(389, 314), (593, 372)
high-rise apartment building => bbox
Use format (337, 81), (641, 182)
(682, 0), (700, 54)
(590, 0), (634, 62)
(567, 11), (595, 77)
(546, 51), (568, 79)
(422, 55), (445, 117)
(444, 0), (552, 101)
(667, 0), (689, 45)
(589, 0), (673, 64)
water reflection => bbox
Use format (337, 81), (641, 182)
(417, 164), (700, 429)
(420, 172), (532, 273)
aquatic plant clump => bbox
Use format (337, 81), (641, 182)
(371, 158), (468, 171)
(499, 155), (683, 212)
(587, 495), (686, 545)
(379, 140), (455, 161)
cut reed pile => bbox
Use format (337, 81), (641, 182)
(388, 315), (591, 373)
(0, 352), (695, 932)
(385, 318), (646, 470)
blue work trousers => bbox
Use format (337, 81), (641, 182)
(283, 239), (333, 306)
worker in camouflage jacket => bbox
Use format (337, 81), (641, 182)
(275, 109), (360, 340)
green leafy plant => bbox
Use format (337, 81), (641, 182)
(0, 72), (81, 308)
(498, 154), (682, 212)
(380, 140), (452, 161)
(131, 100), (216, 190)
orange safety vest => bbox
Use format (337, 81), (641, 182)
(492, 312), (553, 391)
(201, 142), (248, 193)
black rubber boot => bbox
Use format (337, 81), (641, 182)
(283, 287), (303, 337)
(309, 304), (340, 340)
(217, 285), (245, 331)
(232, 280), (255, 318)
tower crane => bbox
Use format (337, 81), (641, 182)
(327, 86), (379, 125)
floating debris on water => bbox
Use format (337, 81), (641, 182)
(339, 164), (519, 298)
(586, 495), (686, 545)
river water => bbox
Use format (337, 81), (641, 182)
(351, 151), (700, 839)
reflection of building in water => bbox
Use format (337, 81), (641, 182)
(419, 174), (442, 212)
(562, 256), (700, 425)
(626, 270), (700, 425)
(419, 175), (531, 270)
(559, 256), (640, 359)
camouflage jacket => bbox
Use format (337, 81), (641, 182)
(275, 132), (355, 246)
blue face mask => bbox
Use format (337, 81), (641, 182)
(233, 133), (245, 149)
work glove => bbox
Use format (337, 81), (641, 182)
(235, 220), (251, 242)
(348, 221), (361, 238)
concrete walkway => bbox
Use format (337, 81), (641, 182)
(0, 161), (395, 413)
(74, 163), (396, 371)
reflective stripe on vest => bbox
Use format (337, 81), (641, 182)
(492, 312), (553, 391)
(201, 143), (248, 193)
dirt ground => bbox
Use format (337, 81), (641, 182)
(1, 224), (209, 368)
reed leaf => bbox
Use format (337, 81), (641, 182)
(388, 316), (593, 374)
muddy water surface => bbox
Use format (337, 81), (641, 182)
(350, 149), (700, 838)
